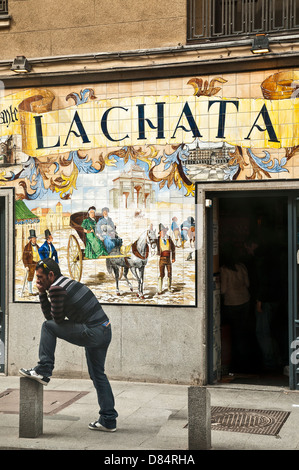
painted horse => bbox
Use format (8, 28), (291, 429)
(106, 227), (157, 298)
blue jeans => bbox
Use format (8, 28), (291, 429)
(35, 320), (118, 429)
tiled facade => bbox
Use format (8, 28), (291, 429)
(0, 1), (299, 384)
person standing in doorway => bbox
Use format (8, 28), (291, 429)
(254, 242), (283, 372)
(19, 258), (118, 432)
(220, 243), (251, 372)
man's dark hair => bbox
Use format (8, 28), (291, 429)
(36, 258), (61, 277)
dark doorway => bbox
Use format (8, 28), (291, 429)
(217, 194), (289, 386)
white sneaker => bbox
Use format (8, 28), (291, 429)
(19, 368), (50, 386)
(88, 420), (116, 432)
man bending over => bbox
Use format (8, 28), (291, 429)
(20, 258), (118, 432)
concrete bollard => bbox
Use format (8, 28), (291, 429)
(19, 377), (43, 438)
(188, 386), (211, 450)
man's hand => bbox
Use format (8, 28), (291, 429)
(36, 279), (46, 294)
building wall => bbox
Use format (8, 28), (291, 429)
(7, 302), (204, 383)
(5, 184), (203, 385)
(2, 75), (201, 384)
(1, 0), (299, 385)
(2, 66), (299, 384)
(0, 0), (186, 59)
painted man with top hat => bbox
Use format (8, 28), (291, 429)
(81, 206), (108, 259)
(156, 223), (175, 294)
(38, 229), (59, 263)
(22, 229), (40, 295)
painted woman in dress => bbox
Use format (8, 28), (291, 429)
(81, 206), (108, 258)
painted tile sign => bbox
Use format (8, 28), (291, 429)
(0, 70), (298, 303)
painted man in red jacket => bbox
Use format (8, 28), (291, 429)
(157, 223), (175, 294)
(22, 229), (40, 295)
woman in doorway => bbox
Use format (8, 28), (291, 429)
(220, 243), (251, 372)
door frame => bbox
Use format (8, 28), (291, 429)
(288, 195), (299, 390)
(196, 180), (299, 389)
(0, 196), (5, 373)
(0, 188), (14, 375)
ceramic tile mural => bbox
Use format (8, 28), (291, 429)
(0, 69), (298, 304)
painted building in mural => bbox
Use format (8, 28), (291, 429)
(0, 0), (299, 388)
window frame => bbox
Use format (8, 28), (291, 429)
(187, 0), (299, 43)
(0, 0), (8, 16)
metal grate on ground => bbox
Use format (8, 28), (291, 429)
(211, 406), (290, 436)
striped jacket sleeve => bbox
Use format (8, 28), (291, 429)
(48, 285), (67, 323)
(39, 286), (67, 323)
(39, 292), (52, 321)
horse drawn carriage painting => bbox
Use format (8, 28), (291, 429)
(67, 210), (159, 300)
(13, 141), (196, 306)
(14, 195), (196, 306)
(66, 196), (195, 305)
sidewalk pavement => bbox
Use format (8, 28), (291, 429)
(0, 375), (299, 451)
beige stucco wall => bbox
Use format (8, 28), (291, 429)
(7, 302), (205, 384)
(0, 0), (298, 86)
(0, 0), (187, 59)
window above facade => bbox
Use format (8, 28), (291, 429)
(0, 0), (11, 28)
(187, 0), (299, 42)
(0, 0), (8, 15)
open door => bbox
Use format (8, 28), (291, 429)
(206, 197), (221, 383)
(207, 190), (298, 389)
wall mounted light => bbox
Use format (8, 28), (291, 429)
(251, 34), (270, 54)
(11, 56), (32, 73)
